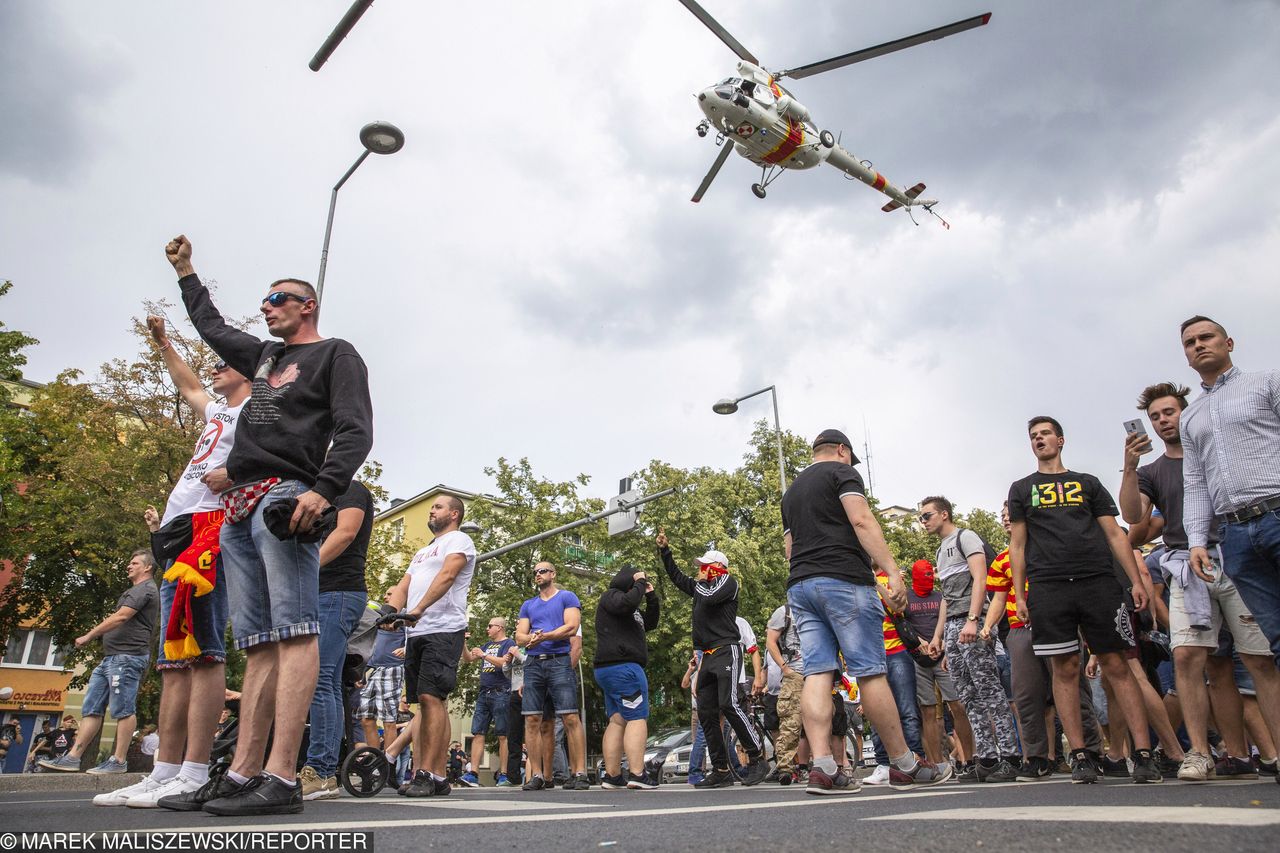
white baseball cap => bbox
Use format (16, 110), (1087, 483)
(694, 550), (728, 567)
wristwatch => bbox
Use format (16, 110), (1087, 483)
(966, 614), (980, 622)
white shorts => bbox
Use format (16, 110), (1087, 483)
(1168, 552), (1270, 656)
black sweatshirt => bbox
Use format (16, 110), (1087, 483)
(660, 545), (740, 651)
(593, 567), (660, 668)
(180, 275), (373, 503)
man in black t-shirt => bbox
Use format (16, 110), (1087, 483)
(301, 480), (374, 800)
(781, 429), (951, 794)
(1008, 416), (1159, 784)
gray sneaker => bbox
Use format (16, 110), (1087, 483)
(39, 754), (83, 772)
(982, 759), (1020, 783)
(87, 757), (129, 775)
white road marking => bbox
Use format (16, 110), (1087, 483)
(378, 799), (601, 811)
(864, 806), (1280, 826)
(117, 788), (971, 833)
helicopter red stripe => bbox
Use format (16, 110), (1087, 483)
(872, 173), (887, 191)
(763, 117), (804, 164)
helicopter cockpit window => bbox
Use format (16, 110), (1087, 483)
(749, 83), (775, 105)
(714, 77), (743, 100)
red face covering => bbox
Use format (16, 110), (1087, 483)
(700, 563), (729, 579)
(912, 560), (935, 597)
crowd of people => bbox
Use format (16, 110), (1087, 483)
(41, 236), (1280, 815)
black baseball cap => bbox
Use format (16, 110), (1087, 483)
(813, 428), (861, 463)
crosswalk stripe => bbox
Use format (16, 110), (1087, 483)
(863, 806), (1280, 826)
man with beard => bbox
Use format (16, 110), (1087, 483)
(390, 496), (477, 797)
(593, 565), (660, 789)
(1120, 379), (1280, 781)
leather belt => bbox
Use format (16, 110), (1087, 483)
(1216, 495), (1280, 526)
(532, 652), (569, 661)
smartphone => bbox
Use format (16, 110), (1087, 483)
(1123, 419), (1147, 438)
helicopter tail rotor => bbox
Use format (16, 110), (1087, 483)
(691, 140), (735, 203)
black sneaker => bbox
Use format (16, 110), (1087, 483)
(1130, 749), (1162, 784)
(777, 771), (792, 786)
(433, 777), (451, 796)
(626, 772), (657, 790)
(1070, 750), (1099, 784)
(693, 769), (736, 789)
(739, 759), (769, 787)
(600, 772), (627, 789)
(521, 775), (546, 791)
(159, 773), (245, 812)
(203, 774), (302, 816)
(1015, 756), (1053, 782)
(1255, 756), (1278, 778)
(1154, 750), (1182, 779)
(954, 762), (978, 783)
(975, 759), (999, 782)
(983, 759), (1020, 783)
(1099, 754), (1130, 778)
(569, 773), (591, 791)
(403, 770), (436, 798)
(1216, 755), (1260, 780)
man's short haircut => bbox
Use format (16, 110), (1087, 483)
(1027, 416), (1063, 437)
(1136, 381), (1191, 412)
(1179, 314), (1228, 338)
(445, 495), (465, 524)
(269, 278), (318, 301)
(131, 549), (157, 570)
(920, 495), (953, 521)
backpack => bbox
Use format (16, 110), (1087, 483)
(954, 527), (999, 569)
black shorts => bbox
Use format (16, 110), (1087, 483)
(1027, 574), (1135, 658)
(762, 694), (779, 732)
(830, 692), (848, 737)
(405, 630), (466, 701)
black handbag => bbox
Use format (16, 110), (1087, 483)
(150, 514), (194, 563)
(891, 612), (939, 669)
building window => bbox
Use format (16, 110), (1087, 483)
(0, 629), (65, 669)
(391, 518), (405, 544)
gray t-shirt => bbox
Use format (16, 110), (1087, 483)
(935, 529), (987, 621)
(766, 605), (804, 674)
(102, 581), (159, 657)
(1137, 453), (1219, 551)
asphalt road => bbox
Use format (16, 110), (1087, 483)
(1, 774), (1277, 852)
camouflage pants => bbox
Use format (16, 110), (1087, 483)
(943, 618), (1020, 760)
(774, 670), (805, 773)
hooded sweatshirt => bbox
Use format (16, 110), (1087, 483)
(593, 567), (660, 668)
(660, 545), (740, 650)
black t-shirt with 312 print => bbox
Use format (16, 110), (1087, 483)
(1007, 470), (1118, 582)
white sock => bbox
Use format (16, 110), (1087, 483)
(151, 761), (181, 783)
(266, 771), (294, 786)
(181, 761), (209, 784)
(227, 770), (251, 785)
(813, 756), (838, 774)
(892, 751), (919, 772)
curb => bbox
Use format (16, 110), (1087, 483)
(0, 772), (147, 795)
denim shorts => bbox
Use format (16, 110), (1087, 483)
(594, 662), (649, 722)
(472, 689), (510, 735)
(522, 655), (579, 716)
(787, 576), (887, 678)
(82, 653), (149, 719)
(157, 555), (228, 670)
(218, 479), (321, 650)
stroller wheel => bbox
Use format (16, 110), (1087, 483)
(340, 746), (391, 798)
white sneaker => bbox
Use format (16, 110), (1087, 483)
(125, 775), (205, 808)
(93, 774), (171, 806)
(863, 765), (891, 786)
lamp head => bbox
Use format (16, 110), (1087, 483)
(360, 121), (405, 155)
(712, 398), (739, 415)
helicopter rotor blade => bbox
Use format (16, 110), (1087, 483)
(677, 0), (760, 65)
(775, 12), (991, 80)
(691, 142), (735, 203)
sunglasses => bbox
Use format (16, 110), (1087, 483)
(261, 291), (312, 308)
(918, 511), (937, 523)
(534, 568), (554, 576)
(212, 361), (229, 372)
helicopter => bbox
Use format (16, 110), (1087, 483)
(680, 0), (991, 226)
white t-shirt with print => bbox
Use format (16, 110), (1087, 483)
(406, 530), (477, 636)
(161, 400), (247, 525)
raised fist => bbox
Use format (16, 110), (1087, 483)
(146, 316), (167, 347)
(165, 235), (193, 270)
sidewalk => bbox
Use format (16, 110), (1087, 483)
(0, 772), (146, 795)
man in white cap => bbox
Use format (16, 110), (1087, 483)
(657, 529), (768, 788)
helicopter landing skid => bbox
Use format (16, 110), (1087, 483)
(751, 164), (784, 199)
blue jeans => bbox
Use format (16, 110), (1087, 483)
(688, 716), (741, 775)
(82, 653), (149, 719)
(304, 590), (366, 777)
(521, 656), (578, 716)
(787, 577), (886, 677)
(219, 480), (321, 650)
(157, 556), (229, 668)
(1220, 511), (1280, 664)
(872, 652), (923, 764)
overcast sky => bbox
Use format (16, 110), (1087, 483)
(3, 0), (1278, 517)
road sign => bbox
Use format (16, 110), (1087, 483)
(608, 478), (639, 537)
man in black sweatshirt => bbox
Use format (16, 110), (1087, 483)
(165, 236), (373, 817)
(593, 565), (661, 789)
(658, 529), (768, 788)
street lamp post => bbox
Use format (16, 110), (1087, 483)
(315, 121), (405, 305)
(712, 385), (787, 496)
